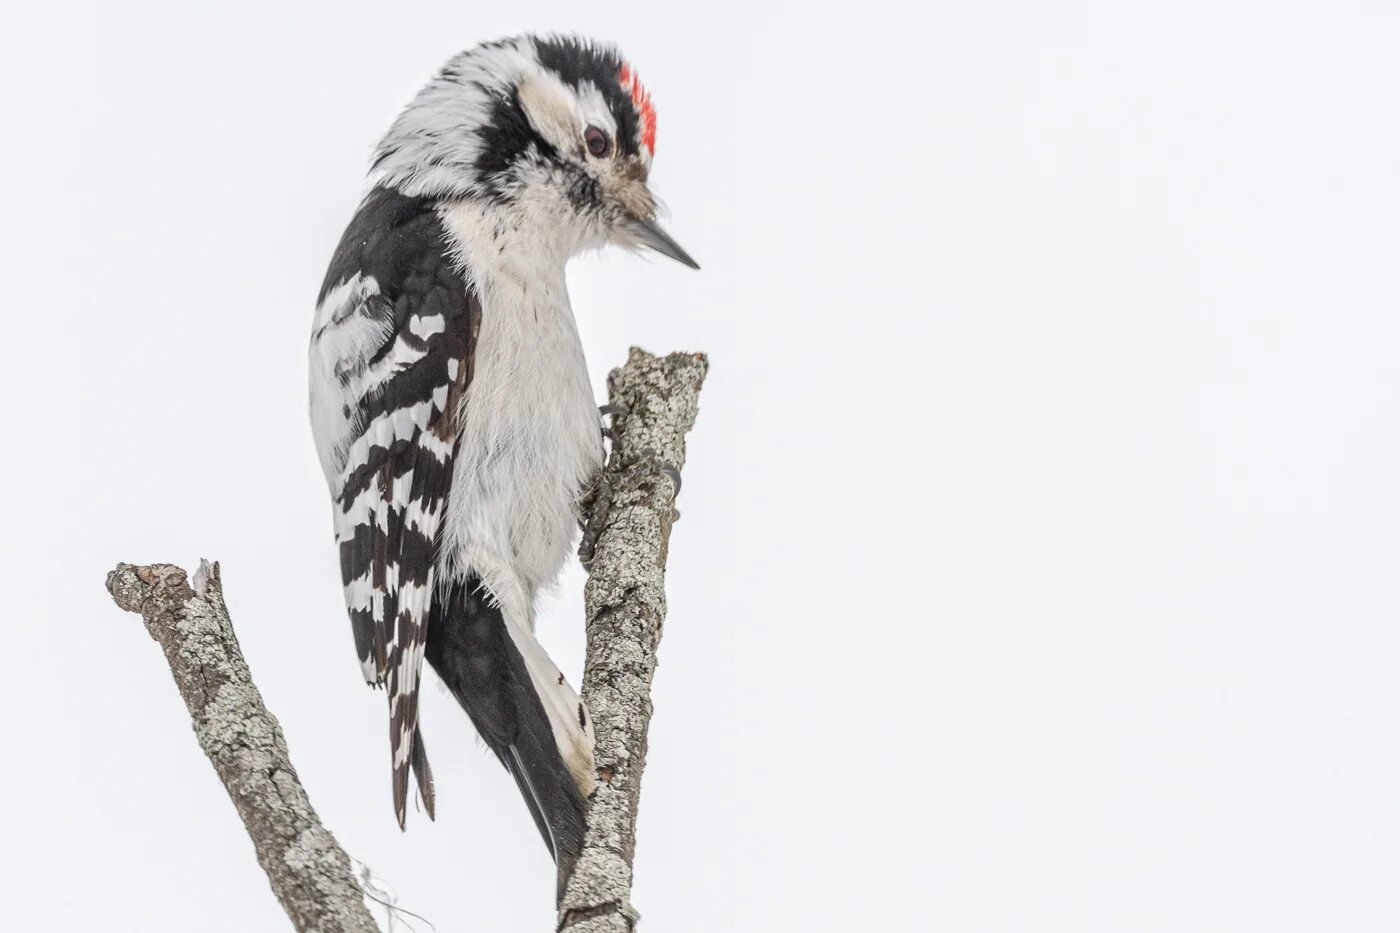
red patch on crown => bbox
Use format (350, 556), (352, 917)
(618, 64), (657, 156)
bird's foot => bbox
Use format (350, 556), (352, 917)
(598, 403), (628, 444)
(624, 450), (683, 524)
(577, 472), (612, 572)
(662, 462), (682, 524)
(660, 464), (681, 499)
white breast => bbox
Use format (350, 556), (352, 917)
(435, 201), (604, 629)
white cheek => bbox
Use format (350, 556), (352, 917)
(518, 72), (583, 152)
(573, 83), (618, 139)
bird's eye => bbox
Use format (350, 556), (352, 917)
(584, 126), (611, 158)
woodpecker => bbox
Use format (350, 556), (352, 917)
(308, 34), (696, 882)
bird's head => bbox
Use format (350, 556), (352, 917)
(371, 34), (698, 269)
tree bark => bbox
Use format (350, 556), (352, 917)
(560, 348), (710, 932)
(104, 346), (707, 933)
(106, 561), (379, 933)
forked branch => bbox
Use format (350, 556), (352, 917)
(105, 346), (708, 933)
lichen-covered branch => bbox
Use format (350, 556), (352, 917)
(106, 561), (379, 933)
(102, 345), (705, 932)
(559, 348), (709, 932)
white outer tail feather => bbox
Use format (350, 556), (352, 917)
(500, 609), (596, 799)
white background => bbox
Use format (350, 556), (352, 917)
(2, 2), (1398, 930)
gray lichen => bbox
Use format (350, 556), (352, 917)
(103, 344), (706, 933)
(558, 348), (709, 932)
(106, 561), (380, 933)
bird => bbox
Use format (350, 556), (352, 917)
(307, 34), (697, 885)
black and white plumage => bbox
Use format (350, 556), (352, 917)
(308, 34), (695, 878)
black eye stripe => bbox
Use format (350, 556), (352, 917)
(584, 125), (610, 158)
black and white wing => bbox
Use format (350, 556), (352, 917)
(310, 186), (479, 827)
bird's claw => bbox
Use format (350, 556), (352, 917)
(599, 403), (627, 445)
(660, 464), (681, 499)
(626, 452), (682, 502)
(656, 460), (682, 524)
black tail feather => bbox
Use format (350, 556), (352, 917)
(425, 578), (587, 890)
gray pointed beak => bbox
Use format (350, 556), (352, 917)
(627, 215), (700, 270)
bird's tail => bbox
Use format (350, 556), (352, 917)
(425, 577), (596, 888)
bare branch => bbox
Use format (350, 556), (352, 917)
(106, 561), (380, 933)
(103, 345), (706, 931)
(559, 348), (710, 932)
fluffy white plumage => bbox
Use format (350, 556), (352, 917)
(307, 33), (691, 849)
